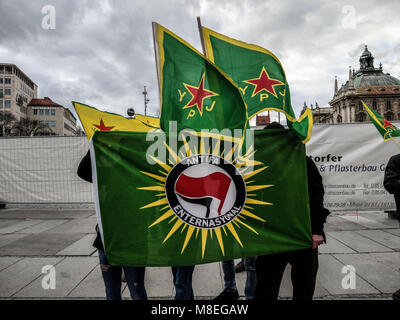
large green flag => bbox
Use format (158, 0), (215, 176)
(202, 27), (313, 143)
(153, 23), (248, 134)
(362, 100), (400, 141)
(91, 129), (311, 266)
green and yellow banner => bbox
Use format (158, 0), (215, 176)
(91, 129), (312, 266)
(153, 23), (248, 134)
(72, 102), (158, 140)
(362, 100), (400, 141)
(201, 27), (313, 143)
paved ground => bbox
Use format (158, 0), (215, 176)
(0, 208), (399, 300)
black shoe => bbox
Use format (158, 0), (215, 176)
(213, 289), (239, 301)
(235, 261), (245, 273)
(393, 288), (400, 300)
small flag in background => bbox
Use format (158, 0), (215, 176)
(201, 27), (313, 143)
(153, 23), (248, 134)
(362, 100), (400, 141)
(72, 102), (158, 140)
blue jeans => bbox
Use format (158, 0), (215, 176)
(244, 257), (257, 300)
(171, 266), (195, 300)
(98, 250), (147, 300)
(222, 260), (237, 292)
(222, 257), (257, 300)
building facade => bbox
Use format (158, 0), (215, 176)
(27, 97), (77, 136)
(0, 64), (38, 121)
(302, 102), (333, 124)
(329, 46), (400, 123)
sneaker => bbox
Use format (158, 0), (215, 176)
(235, 261), (245, 273)
(393, 288), (400, 300)
(213, 289), (239, 301)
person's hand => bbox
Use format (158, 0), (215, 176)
(312, 234), (324, 249)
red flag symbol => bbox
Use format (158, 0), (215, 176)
(175, 172), (232, 216)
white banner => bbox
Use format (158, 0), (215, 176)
(306, 122), (400, 211)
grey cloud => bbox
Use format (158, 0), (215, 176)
(0, 0), (399, 119)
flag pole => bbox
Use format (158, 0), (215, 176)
(197, 16), (207, 57)
(152, 22), (161, 116)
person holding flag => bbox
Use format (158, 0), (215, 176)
(254, 123), (329, 300)
(77, 150), (148, 300)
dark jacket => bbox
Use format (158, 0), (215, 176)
(306, 156), (330, 240)
(77, 150), (104, 251)
(383, 154), (400, 221)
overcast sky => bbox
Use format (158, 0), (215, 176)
(1, 0), (399, 124)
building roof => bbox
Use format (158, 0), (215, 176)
(353, 72), (400, 88)
(28, 97), (63, 107)
(27, 97), (77, 121)
(0, 63), (38, 86)
(334, 46), (400, 98)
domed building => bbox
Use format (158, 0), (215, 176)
(329, 45), (400, 123)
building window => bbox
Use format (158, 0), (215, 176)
(51, 109), (56, 116)
(386, 114), (392, 121)
(386, 100), (391, 110)
(0, 100), (2, 108)
(4, 89), (11, 95)
(51, 121), (56, 127)
(33, 109), (38, 115)
(358, 102), (363, 111)
(357, 113), (364, 122)
(5, 100), (11, 108)
(4, 78), (11, 84)
(0, 78), (2, 84)
(45, 109), (50, 116)
(372, 100), (377, 110)
(39, 109), (44, 115)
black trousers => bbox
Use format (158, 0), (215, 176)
(254, 248), (319, 300)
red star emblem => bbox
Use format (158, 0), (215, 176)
(382, 119), (394, 128)
(93, 118), (114, 131)
(183, 73), (218, 115)
(243, 67), (285, 98)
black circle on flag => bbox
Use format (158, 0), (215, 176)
(165, 154), (246, 229)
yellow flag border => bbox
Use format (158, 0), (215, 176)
(201, 27), (313, 144)
(72, 101), (157, 140)
(152, 22), (249, 134)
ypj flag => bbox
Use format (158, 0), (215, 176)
(153, 23), (248, 134)
(201, 27), (313, 143)
(362, 100), (400, 141)
(72, 102), (158, 140)
(90, 128), (312, 266)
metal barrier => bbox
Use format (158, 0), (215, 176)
(0, 136), (92, 203)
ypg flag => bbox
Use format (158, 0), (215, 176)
(91, 129), (312, 266)
(362, 100), (400, 141)
(201, 27), (313, 143)
(72, 102), (158, 140)
(153, 23), (247, 133)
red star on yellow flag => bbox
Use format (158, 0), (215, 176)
(382, 119), (394, 128)
(93, 118), (114, 131)
(243, 66), (284, 98)
(183, 73), (218, 115)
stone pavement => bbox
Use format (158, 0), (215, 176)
(0, 208), (399, 300)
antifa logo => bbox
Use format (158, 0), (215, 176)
(175, 172), (232, 218)
(165, 154), (246, 229)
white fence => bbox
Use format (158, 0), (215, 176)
(0, 123), (398, 210)
(0, 136), (91, 203)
